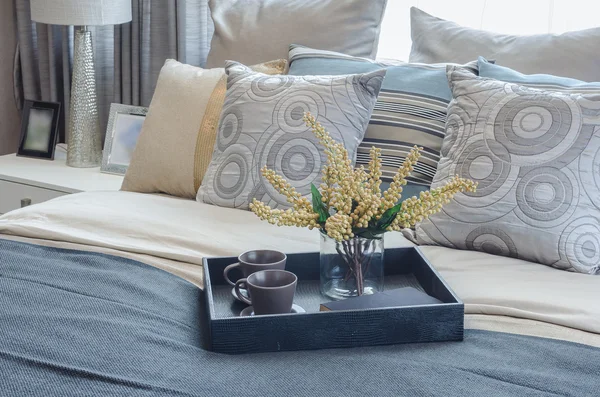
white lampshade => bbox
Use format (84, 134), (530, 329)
(30, 0), (132, 26)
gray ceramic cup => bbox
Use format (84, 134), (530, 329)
(234, 270), (298, 315)
(223, 250), (287, 286)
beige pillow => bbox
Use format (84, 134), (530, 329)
(205, 0), (388, 68)
(121, 59), (287, 198)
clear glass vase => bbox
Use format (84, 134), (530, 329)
(319, 232), (384, 300)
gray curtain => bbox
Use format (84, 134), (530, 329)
(14, 0), (213, 143)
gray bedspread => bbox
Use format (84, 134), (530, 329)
(0, 239), (598, 396)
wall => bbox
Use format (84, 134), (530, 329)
(0, 0), (19, 155)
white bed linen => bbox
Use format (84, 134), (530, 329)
(1, 191), (599, 343)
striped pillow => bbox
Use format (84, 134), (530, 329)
(288, 45), (480, 189)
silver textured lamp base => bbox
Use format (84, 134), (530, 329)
(67, 26), (102, 168)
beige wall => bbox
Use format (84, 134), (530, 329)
(0, 0), (19, 155)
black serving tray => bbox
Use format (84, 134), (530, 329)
(201, 247), (463, 354)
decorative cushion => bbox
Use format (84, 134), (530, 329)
(121, 59), (286, 199)
(288, 45), (480, 189)
(197, 61), (385, 210)
(478, 57), (600, 92)
(205, 0), (388, 68)
(409, 7), (600, 82)
(416, 66), (600, 274)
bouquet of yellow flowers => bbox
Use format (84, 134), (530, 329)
(250, 112), (477, 242)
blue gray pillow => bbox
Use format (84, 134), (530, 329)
(478, 57), (600, 91)
(288, 45), (480, 194)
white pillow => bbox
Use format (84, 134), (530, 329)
(409, 7), (600, 82)
(205, 0), (388, 68)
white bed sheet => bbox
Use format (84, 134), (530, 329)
(1, 191), (599, 344)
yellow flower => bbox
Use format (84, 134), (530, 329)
(382, 146), (422, 211)
(248, 112), (478, 243)
(325, 212), (354, 241)
(389, 175), (478, 230)
(260, 167), (312, 212)
(250, 199), (320, 228)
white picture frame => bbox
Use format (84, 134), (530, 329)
(101, 103), (148, 175)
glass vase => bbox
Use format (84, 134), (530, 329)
(319, 232), (384, 300)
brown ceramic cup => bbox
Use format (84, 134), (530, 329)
(223, 250), (287, 286)
(234, 270), (298, 315)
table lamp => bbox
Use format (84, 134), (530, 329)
(30, 0), (132, 168)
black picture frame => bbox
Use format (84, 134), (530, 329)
(17, 100), (61, 160)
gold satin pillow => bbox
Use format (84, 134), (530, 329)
(121, 59), (287, 199)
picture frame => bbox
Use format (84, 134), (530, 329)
(101, 103), (148, 175)
(17, 100), (61, 160)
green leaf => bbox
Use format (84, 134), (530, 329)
(354, 228), (384, 240)
(311, 183), (322, 211)
(350, 199), (359, 214)
(311, 183), (329, 224)
(376, 203), (402, 230)
(358, 227), (384, 238)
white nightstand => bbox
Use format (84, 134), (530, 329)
(0, 153), (124, 215)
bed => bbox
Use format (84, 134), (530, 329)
(1, 191), (599, 396)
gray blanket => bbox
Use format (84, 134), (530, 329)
(0, 239), (598, 396)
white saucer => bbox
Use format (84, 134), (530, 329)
(231, 287), (250, 302)
(240, 304), (306, 316)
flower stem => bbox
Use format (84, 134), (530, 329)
(338, 237), (369, 296)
